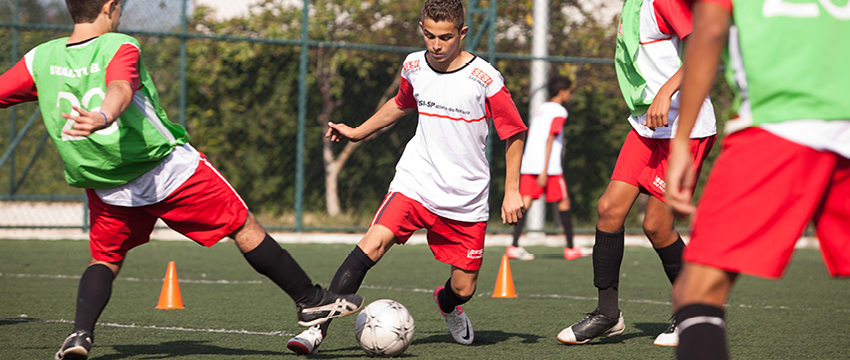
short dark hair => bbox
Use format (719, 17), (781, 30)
(65, 0), (111, 24)
(421, 0), (465, 30)
(548, 75), (573, 97)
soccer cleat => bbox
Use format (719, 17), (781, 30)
(557, 308), (625, 344)
(506, 245), (535, 261)
(296, 289), (364, 327)
(563, 247), (583, 260)
(287, 325), (323, 355)
(433, 286), (474, 345)
(54, 330), (92, 360)
(653, 318), (678, 346)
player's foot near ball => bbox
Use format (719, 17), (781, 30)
(653, 318), (678, 346)
(55, 330), (92, 360)
(296, 289), (364, 327)
(287, 325), (323, 355)
(433, 286), (474, 345)
(557, 308), (625, 344)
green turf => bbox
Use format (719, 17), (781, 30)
(1, 239), (848, 359)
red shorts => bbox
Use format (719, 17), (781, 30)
(685, 128), (850, 278)
(519, 174), (568, 202)
(371, 192), (486, 271)
(612, 129), (715, 202)
(87, 156), (249, 262)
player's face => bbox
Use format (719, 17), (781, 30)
(420, 18), (467, 64)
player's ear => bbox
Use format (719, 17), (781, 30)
(104, 0), (116, 18)
(459, 26), (469, 40)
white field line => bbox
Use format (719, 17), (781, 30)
(0, 317), (296, 336)
(4, 272), (848, 313)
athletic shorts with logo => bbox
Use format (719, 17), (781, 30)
(685, 128), (850, 278)
(87, 154), (249, 262)
(519, 174), (568, 202)
(371, 191), (486, 271)
(612, 129), (715, 202)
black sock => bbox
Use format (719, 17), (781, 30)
(73, 264), (115, 335)
(438, 278), (470, 314)
(655, 236), (685, 285)
(243, 234), (321, 305)
(676, 304), (728, 360)
(560, 210), (574, 248)
(511, 215), (526, 247)
(593, 228), (624, 319)
(319, 246), (376, 336)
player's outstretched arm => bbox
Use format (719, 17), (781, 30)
(502, 131), (526, 225)
(326, 96), (413, 142)
(0, 58), (39, 109)
(62, 80), (133, 137)
(667, 2), (730, 216)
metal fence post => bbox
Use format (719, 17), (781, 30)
(10, 0), (19, 195)
(294, 0), (310, 232)
(179, 0), (188, 128)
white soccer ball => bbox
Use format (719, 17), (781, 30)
(354, 299), (415, 357)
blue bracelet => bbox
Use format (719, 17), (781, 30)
(100, 112), (108, 127)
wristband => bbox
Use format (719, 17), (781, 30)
(100, 112), (109, 127)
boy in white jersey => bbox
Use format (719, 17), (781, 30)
(0, 1), (363, 359)
(509, 75), (581, 261)
(286, 0), (526, 354)
(557, 0), (717, 347)
(667, 1), (850, 358)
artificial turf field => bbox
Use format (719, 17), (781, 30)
(1, 239), (848, 359)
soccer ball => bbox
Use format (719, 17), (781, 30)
(354, 299), (415, 357)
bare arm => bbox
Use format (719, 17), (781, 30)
(326, 97), (414, 142)
(61, 80), (133, 137)
(666, 2), (730, 215)
(501, 131), (526, 225)
(537, 133), (557, 187)
(645, 66), (684, 130)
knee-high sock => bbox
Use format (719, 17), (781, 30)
(676, 304), (728, 360)
(511, 215), (526, 247)
(655, 236), (685, 285)
(320, 246), (376, 336)
(593, 228), (624, 319)
(437, 278), (471, 314)
(560, 210), (574, 248)
(73, 264), (115, 335)
(244, 234), (321, 305)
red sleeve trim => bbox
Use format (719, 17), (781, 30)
(394, 76), (417, 109)
(487, 86), (527, 140)
(0, 58), (38, 109)
(654, 0), (693, 39)
(549, 116), (566, 134)
(105, 43), (141, 90)
(696, 0), (732, 14)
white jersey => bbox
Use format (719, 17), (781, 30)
(521, 102), (567, 176)
(389, 51), (526, 222)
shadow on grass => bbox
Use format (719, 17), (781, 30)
(95, 340), (285, 359)
(415, 329), (544, 346)
(583, 321), (669, 345)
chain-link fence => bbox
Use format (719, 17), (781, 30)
(0, 0), (728, 234)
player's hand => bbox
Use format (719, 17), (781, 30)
(645, 95), (672, 131)
(501, 190), (525, 226)
(535, 173), (548, 188)
(326, 122), (362, 142)
(666, 139), (697, 217)
(61, 106), (110, 137)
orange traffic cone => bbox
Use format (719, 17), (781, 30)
(156, 261), (184, 309)
(492, 254), (517, 298)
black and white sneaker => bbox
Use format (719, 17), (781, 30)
(54, 331), (92, 360)
(557, 308), (625, 344)
(296, 289), (364, 327)
(653, 318), (678, 346)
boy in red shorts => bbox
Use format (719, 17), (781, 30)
(509, 75), (581, 261)
(667, 1), (850, 359)
(557, 0), (716, 347)
(286, 0), (526, 354)
(0, 1), (362, 359)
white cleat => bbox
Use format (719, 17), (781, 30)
(434, 286), (474, 345)
(287, 325), (323, 355)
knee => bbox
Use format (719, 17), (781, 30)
(642, 218), (674, 245)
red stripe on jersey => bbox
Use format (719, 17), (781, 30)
(105, 43), (141, 90)
(419, 111), (487, 123)
(486, 86), (527, 140)
(696, 0), (732, 14)
(639, 37), (674, 45)
(549, 116), (566, 134)
(395, 76), (417, 109)
(0, 58), (38, 108)
(654, 0), (694, 38)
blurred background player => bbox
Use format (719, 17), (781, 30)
(0, 1), (362, 359)
(666, 1), (850, 359)
(286, 0), (526, 354)
(509, 75), (580, 261)
(557, 0), (717, 347)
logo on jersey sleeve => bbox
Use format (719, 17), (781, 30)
(470, 68), (493, 86)
(403, 60), (420, 72)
